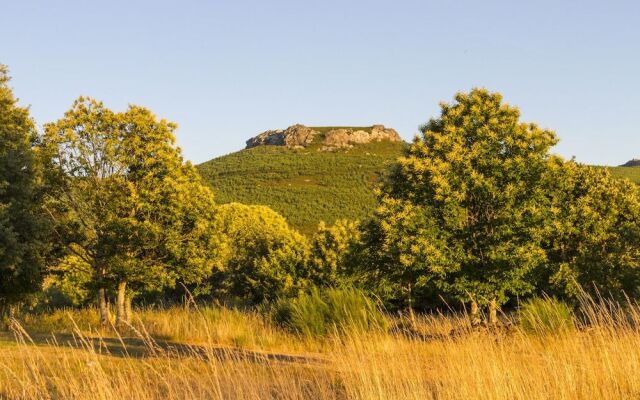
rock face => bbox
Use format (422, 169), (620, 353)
(246, 124), (402, 150)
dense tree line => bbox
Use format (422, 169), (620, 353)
(2, 64), (640, 325)
(0, 66), (49, 316)
(355, 89), (640, 322)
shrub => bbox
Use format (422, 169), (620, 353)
(273, 287), (386, 337)
(309, 219), (362, 287)
(210, 203), (311, 304)
(518, 297), (575, 335)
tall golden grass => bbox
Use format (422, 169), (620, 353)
(2, 298), (640, 399)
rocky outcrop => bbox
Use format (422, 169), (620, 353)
(246, 124), (401, 150)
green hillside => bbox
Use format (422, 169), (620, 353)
(197, 140), (640, 236)
(605, 166), (640, 183)
(197, 140), (406, 235)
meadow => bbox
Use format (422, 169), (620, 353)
(2, 298), (640, 400)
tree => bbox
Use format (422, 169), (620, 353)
(210, 203), (310, 304)
(0, 65), (49, 315)
(539, 160), (640, 302)
(44, 254), (93, 307)
(42, 98), (218, 327)
(358, 198), (452, 313)
(363, 88), (558, 323)
(309, 219), (362, 287)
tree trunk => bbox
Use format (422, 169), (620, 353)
(407, 283), (417, 329)
(0, 302), (7, 328)
(125, 293), (133, 324)
(0, 302), (11, 319)
(488, 298), (498, 326)
(470, 300), (481, 327)
(116, 281), (127, 328)
(98, 288), (109, 328)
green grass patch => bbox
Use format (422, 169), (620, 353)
(272, 287), (387, 337)
(518, 297), (576, 335)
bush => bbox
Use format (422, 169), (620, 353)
(518, 297), (575, 335)
(272, 287), (386, 337)
(210, 203), (311, 304)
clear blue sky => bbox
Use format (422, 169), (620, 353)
(2, 0), (638, 165)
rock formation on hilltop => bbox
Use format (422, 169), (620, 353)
(245, 124), (402, 150)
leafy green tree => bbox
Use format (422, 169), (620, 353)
(309, 219), (362, 287)
(42, 98), (218, 326)
(43, 255), (93, 307)
(539, 160), (640, 302)
(210, 203), (310, 304)
(0, 65), (49, 315)
(363, 89), (558, 323)
(358, 199), (451, 312)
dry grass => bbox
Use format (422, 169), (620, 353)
(2, 299), (640, 399)
(17, 305), (317, 353)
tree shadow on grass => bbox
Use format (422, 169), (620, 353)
(0, 331), (325, 365)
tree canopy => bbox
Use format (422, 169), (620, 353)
(210, 203), (310, 304)
(362, 89), (558, 316)
(42, 97), (218, 325)
(539, 159), (640, 302)
(309, 219), (362, 287)
(0, 65), (48, 312)
(4, 66), (640, 322)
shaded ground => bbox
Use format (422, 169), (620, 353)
(0, 331), (326, 365)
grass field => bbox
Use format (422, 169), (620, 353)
(196, 141), (405, 235)
(2, 299), (640, 399)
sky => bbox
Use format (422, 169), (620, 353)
(1, 0), (639, 165)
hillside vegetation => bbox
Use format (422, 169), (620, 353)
(606, 166), (640, 183)
(197, 144), (640, 236)
(197, 140), (406, 235)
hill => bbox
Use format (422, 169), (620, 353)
(197, 139), (406, 235)
(605, 166), (640, 183)
(620, 159), (640, 167)
(197, 124), (640, 235)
